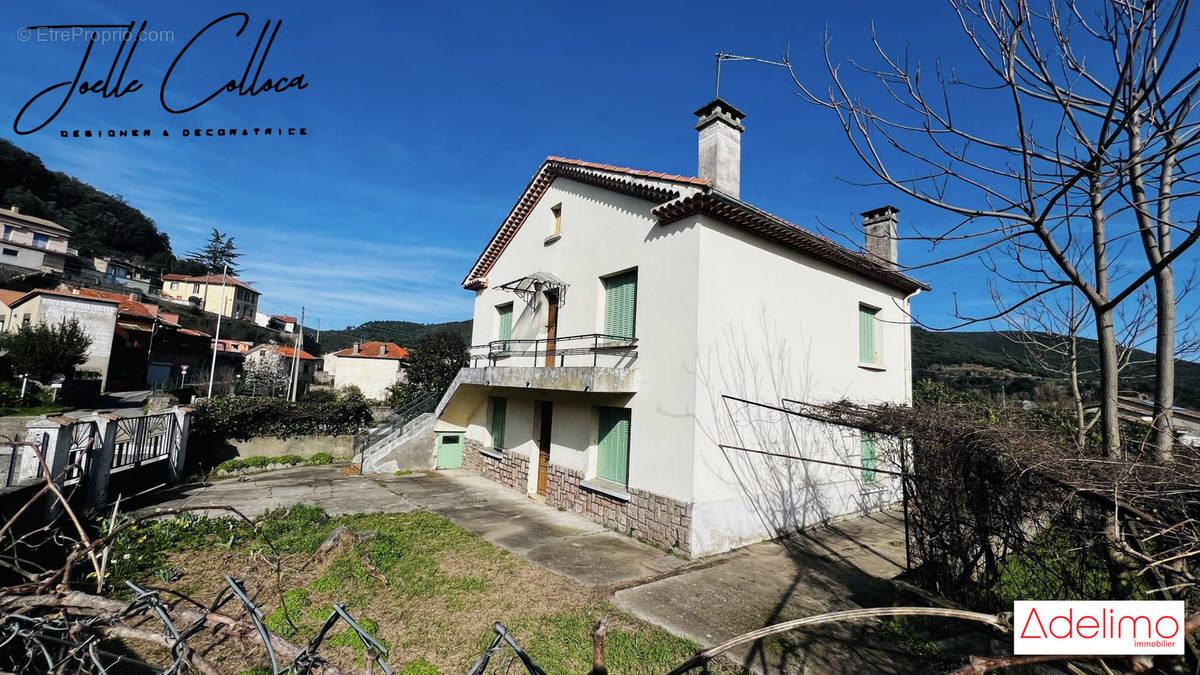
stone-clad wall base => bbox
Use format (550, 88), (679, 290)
(461, 439), (693, 557)
(546, 465), (692, 557)
(462, 438), (528, 493)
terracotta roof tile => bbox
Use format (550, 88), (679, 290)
(161, 273), (259, 294)
(462, 156), (928, 295)
(332, 341), (409, 360)
(0, 289), (26, 307)
(545, 157), (711, 187)
(255, 344), (318, 360)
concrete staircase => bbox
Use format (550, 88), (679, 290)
(359, 412), (437, 474)
(353, 392), (439, 474)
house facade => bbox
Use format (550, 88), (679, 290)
(429, 100), (928, 557)
(162, 273), (260, 320)
(64, 255), (159, 294)
(245, 344), (318, 397)
(3, 287), (119, 388)
(325, 341), (408, 400)
(0, 206), (73, 276)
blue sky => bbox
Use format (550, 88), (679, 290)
(0, 1), (1193, 339)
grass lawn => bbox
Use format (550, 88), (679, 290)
(108, 505), (737, 674)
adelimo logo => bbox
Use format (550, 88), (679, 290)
(1014, 601), (1185, 655)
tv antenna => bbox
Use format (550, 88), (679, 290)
(713, 50), (790, 99)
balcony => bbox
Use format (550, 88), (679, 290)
(464, 333), (638, 393)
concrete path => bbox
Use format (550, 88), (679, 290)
(65, 390), (151, 418)
(141, 466), (688, 588)
(613, 510), (923, 673)
(143, 466), (918, 672)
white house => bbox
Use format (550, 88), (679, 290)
(0, 206), (74, 276)
(2, 287), (119, 389)
(424, 99), (928, 558)
(324, 341), (409, 400)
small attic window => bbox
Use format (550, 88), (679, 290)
(545, 203), (563, 245)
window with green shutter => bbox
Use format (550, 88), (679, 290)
(596, 407), (631, 484)
(497, 303), (513, 349)
(859, 305), (879, 364)
(860, 434), (878, 483)
(603, 270), (638, 339)
(489, 397), (507, 450)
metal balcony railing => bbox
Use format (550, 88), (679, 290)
(470, 333), (638, 368)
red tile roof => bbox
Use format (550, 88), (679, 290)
(462, 156), (928, 295)
(255, 344), (318, 360)
(0, 289), (26, 307)
(332, 341), (409, 360)
(162, 273), (259, 294)
(271, 315), (297, 323)
(546, 157), (711, 187)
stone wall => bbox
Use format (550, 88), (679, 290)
(462, 438), (528, 492)
(460, 438), (694, 557)
(545, 466), (693, 556)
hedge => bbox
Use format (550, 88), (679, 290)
(191, 394), (373, 443)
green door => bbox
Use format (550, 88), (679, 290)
(436, 432), (465, 469)
(597, 407), (631, 484)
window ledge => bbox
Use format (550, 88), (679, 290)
(479, 447), (504, 460)
(543, 233), (562, 246)
(857, 362), (887, 372)
(580, 477), (630, 502)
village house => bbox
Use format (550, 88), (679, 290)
(255, 313), (297, 333)
(64, 254), (159, 295)
(245, 344), (319, 397)
(162, 273), (260, 320)
(420, 99), (929, 557)
(1, 287), (119, 388)
(0, 206), (73, 276)
(323, 341), (409, 400)
(0, 285), (211, 391)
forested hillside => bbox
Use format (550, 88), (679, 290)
(316, 320), (472, 353)
(913, 327), (1200, 408)
(0, 138), (173, 263)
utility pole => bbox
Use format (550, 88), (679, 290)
(206, 264), (229, 399)
(316, 318), (321, 344)
(289, 306), (305, 401)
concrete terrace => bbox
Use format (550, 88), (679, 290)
(144, 465), (923, 673)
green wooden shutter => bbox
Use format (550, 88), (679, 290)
(858, 306), (876, 363)
(604, 271), (637, 339)
(490, 397), (507, 450)
(597, 407), (631, 484)
(860, 434), (877, 483)
(497, 304), (513, 349)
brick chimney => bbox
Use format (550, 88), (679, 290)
(694, 99), (746, 198)
(378, 343), (386, 356)
(861, 206), (900, 270)
(352, 341), (360, 355)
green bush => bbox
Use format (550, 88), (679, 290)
(191, 391), (372, 443)
(214, 453), (340, 474)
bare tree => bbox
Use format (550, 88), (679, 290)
(990, 280), (1156, 447)
(788, 0), (1200, 459)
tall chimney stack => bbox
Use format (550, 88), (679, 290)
(861, 206), (900, 270)
(694, 99), (745, 198)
